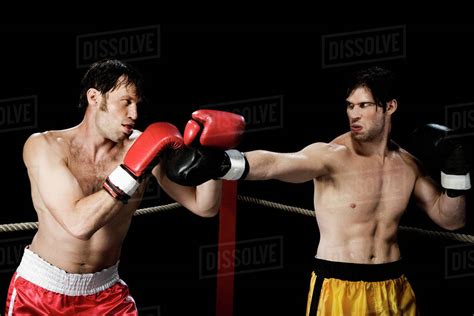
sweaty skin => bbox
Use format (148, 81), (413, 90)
(245, 87), (465, 264)
(23, 80), (221, 273)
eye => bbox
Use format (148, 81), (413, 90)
(345, 102), (354, 110)
(360, 102), (376, 109)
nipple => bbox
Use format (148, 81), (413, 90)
(350, 203), (356, 209)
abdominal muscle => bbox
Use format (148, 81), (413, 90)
(29, 207), (133, 274)
(313, 150), (414, 264)
(315, 217), (401, 264)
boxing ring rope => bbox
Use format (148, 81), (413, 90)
(0, 203), (182, 233)
(0, 197), (473, 243)
(237, 195), (474, 244)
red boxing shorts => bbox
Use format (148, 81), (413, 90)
(5, 247), (137, 316)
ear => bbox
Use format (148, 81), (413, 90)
(386, 99), (397, 115)
(86, 88), (101, 107)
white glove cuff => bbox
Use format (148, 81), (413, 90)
(108, 166), (140, 196)
(221, 150), (246, 180)
(441, 171), (471, 190)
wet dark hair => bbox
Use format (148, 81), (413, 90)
(346, 66), (398, 112)
(78, 59), (144, 111)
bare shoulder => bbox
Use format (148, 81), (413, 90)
(326, 133), (351, 156)
(395, 144), (423, 176)
(302, 141), (347, 156)
(300, 139), (349, 170)
(23, 132), (51, 161)
(23, 131), (69, 167)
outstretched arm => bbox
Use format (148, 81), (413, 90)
(245, 142), (334, 183)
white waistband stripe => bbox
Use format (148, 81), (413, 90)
(16, 247), (120, 296)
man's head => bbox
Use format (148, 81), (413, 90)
(79, 59), (144, 142)
(345, 66), (398, 142)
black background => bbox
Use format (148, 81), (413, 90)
(0, 24), (473, 315)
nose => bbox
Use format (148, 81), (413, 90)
(348, 107), (362, 121)
(128, 103), (138, 121)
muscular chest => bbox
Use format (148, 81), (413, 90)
(338, 165), (411, 201)
(68, 151), (125, 195)
(319, 157), (416, 212)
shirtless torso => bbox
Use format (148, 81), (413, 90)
(246, 133), (421, 264)
(314, 133), (417, 264)
(26, 128), (145, 273)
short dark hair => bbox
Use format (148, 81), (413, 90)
(346, 66), (398, 112)
(78, 59), (144, 111)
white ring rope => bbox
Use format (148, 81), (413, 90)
(1, 197), (473, 244)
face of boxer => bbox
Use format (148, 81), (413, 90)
(346, 86), (385, 142)
(93, 78), (139, 143)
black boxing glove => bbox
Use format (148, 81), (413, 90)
(164, 146), (249, 186)
(410, 123), (471, 197)
(438, 137), (471, 197)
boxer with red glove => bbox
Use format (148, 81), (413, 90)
(165, 110), (247, 186)
(7, 60), (226, 316)
(104, 122), (183, 202)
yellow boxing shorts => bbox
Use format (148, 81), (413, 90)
(306, 258), (417, 315)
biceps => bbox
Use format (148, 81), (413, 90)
(266, 153), (325, 182)
(413, 176), (441, 213)
(278, 154), (318, 180)
(30, 162), (84, 214)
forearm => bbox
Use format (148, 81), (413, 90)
(245, 150), (277, 180)
(156, 165), (221, 217)
(67, 190), (124, 240)
(193, 180), (222, 217)
(245, 149), (318, 183)
(437, 192), (466, 230)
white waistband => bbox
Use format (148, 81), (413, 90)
(16, 247), (120, 296)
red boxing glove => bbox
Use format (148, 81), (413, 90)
(184, 109), (245, 149)
(104, 122), (183, 202)
(177, 109), (247, 182)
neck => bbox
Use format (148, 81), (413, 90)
(74, 113), (122, 162)
(351, 125), (391, 158)
(352, 136), (388, 158)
